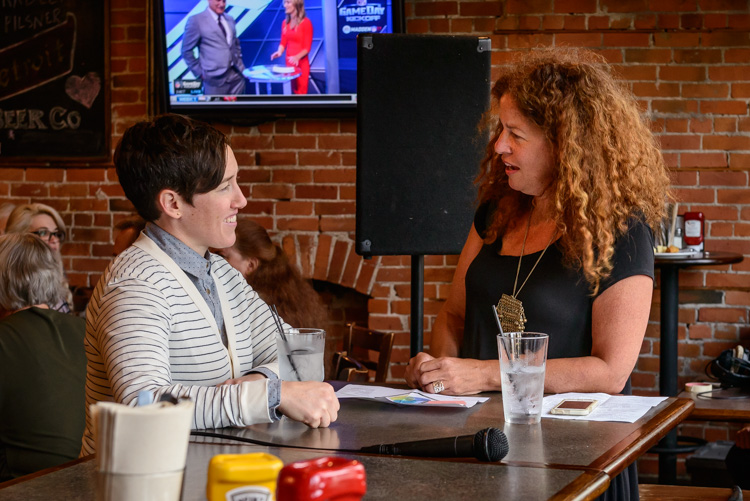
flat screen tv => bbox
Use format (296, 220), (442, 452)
(155, 0), (403, 121)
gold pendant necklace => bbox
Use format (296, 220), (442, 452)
(496, 207), (555, 333)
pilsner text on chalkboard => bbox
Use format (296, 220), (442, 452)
(1, 0), (108, 161)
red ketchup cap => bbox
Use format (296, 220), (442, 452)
(276, 456), (366, 501)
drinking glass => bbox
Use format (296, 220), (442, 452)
(497, 332), (549, 425)
(276, 328), (326, 381)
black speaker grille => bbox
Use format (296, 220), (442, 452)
(356, 34), (491, 256)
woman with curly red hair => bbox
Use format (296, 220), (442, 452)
(405, 47), (671, 501)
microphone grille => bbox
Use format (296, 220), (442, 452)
(474, 427), (509, 462)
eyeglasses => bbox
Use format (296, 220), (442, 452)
(31, 229), (66, 243)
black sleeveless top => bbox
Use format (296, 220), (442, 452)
(463, 202), (655, 365)
(464, 202), (654, 501)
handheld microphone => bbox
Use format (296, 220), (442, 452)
(360, 428), (509, 462)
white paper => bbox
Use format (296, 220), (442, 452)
(335, 384), (488, 408)
(542, 392), (668, 422)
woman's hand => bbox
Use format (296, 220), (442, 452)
(278, 381), (340, 428)
(406, 353), (499, 396)
(287, 55), (300, 66)
(404, 225), (487, 395)
(405, 352), (434, 389)
(270, 48), (283, 60)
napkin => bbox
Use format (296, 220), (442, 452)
(92, 399), (194, 475)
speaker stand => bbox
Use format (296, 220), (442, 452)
(410, 255), (424, 356)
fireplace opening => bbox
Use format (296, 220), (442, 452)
(312, 279), (369, 379)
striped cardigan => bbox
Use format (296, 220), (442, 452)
(81, 235), (281, 455)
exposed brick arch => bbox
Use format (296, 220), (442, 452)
(279, 233), (382, 296)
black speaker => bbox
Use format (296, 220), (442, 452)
(356, 34), (491, 257)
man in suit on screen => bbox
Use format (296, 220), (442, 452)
(181, 0), (249, 95)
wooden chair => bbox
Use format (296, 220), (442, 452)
(332, 351), (366, 381)
(338, 367), (370, 383)
(340, 323), (395, 382)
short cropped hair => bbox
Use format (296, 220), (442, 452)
(5, 203), (67, 237)
(0, 233), (67, 311)
(114, 114), (229, 222)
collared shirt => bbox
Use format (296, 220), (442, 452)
(144, 223), (227, 346)
(206, 7), (232, 45)
(143, 223), (281, 418)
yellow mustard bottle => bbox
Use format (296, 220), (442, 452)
(207, 452), (284, 501)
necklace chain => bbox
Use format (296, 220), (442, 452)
(512, 206), (555, 299)
(497, 207), (556, 333)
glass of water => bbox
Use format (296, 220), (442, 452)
(276, 328), (326, 381)
(497, 332), (549, 425)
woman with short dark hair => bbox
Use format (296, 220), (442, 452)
(81, 114), (338, 456)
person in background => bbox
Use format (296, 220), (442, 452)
(81, 114), (338, 455)
(5, 203), (71, 313)
(113, 215), (146, 256)
(726, 424), (750, 489)
(181, 0), (250, 95)
(5, 203), (66, 255)
(0, 233), (86, 481)
(214, 219), (327, 328)
(270, 0), (313, 94)
(404, 47), (671, 501)
(0, 203), (15, 234)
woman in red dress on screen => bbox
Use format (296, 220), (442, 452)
(271, 0), (313, 94)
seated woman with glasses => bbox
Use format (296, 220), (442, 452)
(0, 233), (86, 482)
(5, 203), (71, 313)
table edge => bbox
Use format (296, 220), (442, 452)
(588, 397), (695, 478)
(0, 455), (94, 490)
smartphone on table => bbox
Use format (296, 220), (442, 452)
(549, 399), (599, 416)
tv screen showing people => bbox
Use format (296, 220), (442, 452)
(160, 0), (395, 108)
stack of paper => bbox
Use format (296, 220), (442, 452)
(542, 392), (668, 422)
(335, 384), (488, 408)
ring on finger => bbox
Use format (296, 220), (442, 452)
(433, 380), (445, 393)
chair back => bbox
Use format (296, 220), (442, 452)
(332, 351), (365, 381)
(339, 366), (370, 382)
(343, 323), (395, 382)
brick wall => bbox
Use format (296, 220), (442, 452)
(1, 0), (748, 480)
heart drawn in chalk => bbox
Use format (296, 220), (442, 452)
(65, 72), (101, 109)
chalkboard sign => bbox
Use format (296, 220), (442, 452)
(0, 0), (109, 162)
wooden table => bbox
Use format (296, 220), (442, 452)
(0, 391), (694, 500)
(210, 390), (693, 480)
(678, 388), (750, 422)
(653, 251), (744, 483)
(0, 445), (610, 501)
